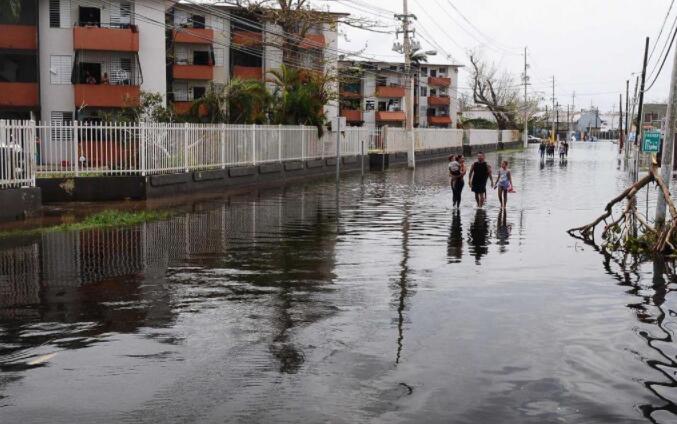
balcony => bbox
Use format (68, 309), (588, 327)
(231, 31), (263, 46)
(376, 85), (405, 98)
(173, 64), (213, 80)
(341, 91), (362, 100)
(428, 76), (451, 87)
(173, 101), (208, 116)
(341, 109), (363, 123)
(298, 33), (325, 49)
(173, 28), (213, 44)
(0, 25), (37, 50)
(74, 84), (140, 108)
(0, 82), (38, 107)
(428, 96), (450, 106)
(73, 26), (139, 52)
(376, 111), (406, 122)
(232, 65), (262, 80)
(428, 115), (452, 126)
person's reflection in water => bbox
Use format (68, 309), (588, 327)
(540, 158), (545, 170)
(447, 209), (463, 263)
(468, 208), (490, 264)
(496, 210), (512, 253)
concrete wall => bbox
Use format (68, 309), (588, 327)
(0, 187), (42, 221)
(136, 1), (167, 100)
(469, 129), (500, 146)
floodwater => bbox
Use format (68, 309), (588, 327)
(1, 143), (677, 423)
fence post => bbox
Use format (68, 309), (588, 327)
(221, 123), (226, 169)
(139, 122), (146, 176)
(301, 126), (306, 160)
(278, 124), (282, 162)
(184, 122), (189, 172)
(73, 120), (79, 177)
(252, 124), (257, 165)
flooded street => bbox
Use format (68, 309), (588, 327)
(2, 142), (677, 423)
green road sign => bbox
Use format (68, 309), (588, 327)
(643, 131), (661, 153)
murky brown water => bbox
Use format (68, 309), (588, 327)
(1, 143), (677, 423)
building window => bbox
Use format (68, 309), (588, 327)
(50, 55), (72, 84)
(49, 0), (71, 28)
(214, 48), (224, 66)
(420, 86), (427, 97)
(191, 15), (206, 29)
(50, 111), (74, 143)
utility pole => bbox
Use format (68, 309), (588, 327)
(555, 102), (560, 142)
(523, 46), (529, 148)
(625, 80), (629, 137)
(551, 76), (556, 142)
(636, 36), (650, 147)
(655, 35), (677, 226)
(396, 0), (417, 169)
(619, 93), (623, 148)
(571, 91), (576, 140)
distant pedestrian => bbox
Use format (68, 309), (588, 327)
(469, 152), (493, 208)
(494, 160), (514, 210)
(449, 154), (466, 208)
(559, 143), (566, 159)
(539, 141), (546, 159)
(564, 140), (569, 157)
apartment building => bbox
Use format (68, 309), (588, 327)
(0, 0), (39, 120)
(38, 0), (166, 123)
(167, 3), (341, 123)
(338, 60), (460, 129)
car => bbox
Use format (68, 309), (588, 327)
(527, 135), (542, 144)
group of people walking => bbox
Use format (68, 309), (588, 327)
(448, 152), (515, 210)
(539, 140), (569, 160)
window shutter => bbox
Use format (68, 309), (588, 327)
(49, 0), (60, 27)
(50, 55), (72, 84)
(50, 112), (74, 144)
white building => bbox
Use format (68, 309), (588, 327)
(338, 60), (461, 129)
(38, 0), (167, 122)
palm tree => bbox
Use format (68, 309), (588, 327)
(267, 64), (334, 136)
(225, 79), (271, 124)
(189, 83), (228, 123)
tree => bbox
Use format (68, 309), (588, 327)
(267, 64), (335, 135)
(189, 83), (228, 124)
(225, 79), (271, 124)
(468, 52), (522, 130)
(100, 91), (174, 123)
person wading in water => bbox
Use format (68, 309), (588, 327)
(469, 152), (493, 208)
(449, 154), (467, 208)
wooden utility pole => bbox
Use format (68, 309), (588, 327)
(625, 80), (629, 137)
(636, 37), (650, 147)
(619, 93), (624, 150)
(551, 76), (556, 142)
(656, 36), (677, 225)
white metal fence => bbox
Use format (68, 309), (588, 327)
(0, 120), (36, 189)
(3, 121), (374, 178)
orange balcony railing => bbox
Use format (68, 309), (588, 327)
(376, 111), (406, 122)
(0, 25), (37, 50)
(428, 76), (451, 87)
(0, 82), (38, 107)
(428, 96), (450, 106)
(173, 28), (214, 44)
(74, 84), (140, 108)
(298, 33), (325, 49)
(231, 31), (263, 46)
(428, 115), (452, 125)
(232, 65), (262, 81)
(173, 64), (213, 80)
(341, 109), (363, 122)
(73, 26), (139, 52)
(341, 91), (362, 99)
(173, 101), (208, 116)
(375, 85), (405, 98)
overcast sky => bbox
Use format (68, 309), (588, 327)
(314, 0), (675, 112)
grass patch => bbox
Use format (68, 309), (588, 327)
(0, 209), (172, 239)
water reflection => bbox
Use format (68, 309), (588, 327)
(0, 187), (340, 377)
(447, 209), (463, 263)
(496, 210), (511, 253)
(468, 209), (490, 264)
